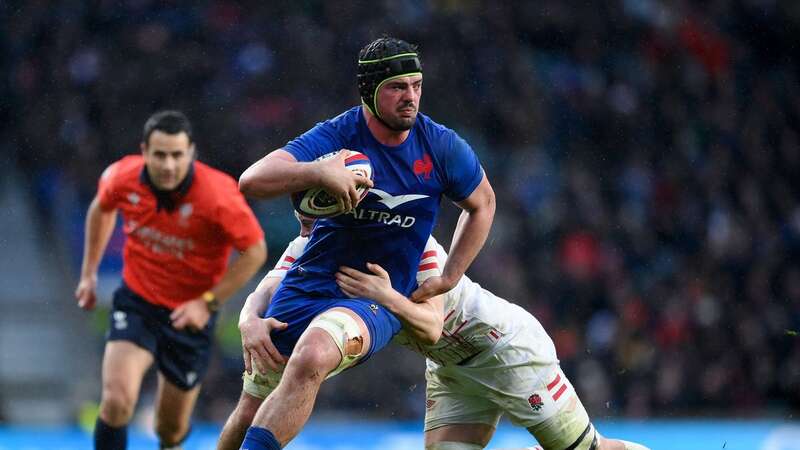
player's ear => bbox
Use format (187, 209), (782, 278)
(140, 141), (147, 155)
(189, 143), (197, 160)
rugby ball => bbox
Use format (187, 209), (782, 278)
(291, 150), (372, 218)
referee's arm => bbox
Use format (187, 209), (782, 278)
(208, 240), (267, 305)
(170, 240), (266, 332)
(75, 196), (118, 310)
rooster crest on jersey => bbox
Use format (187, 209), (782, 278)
(291, 149), (373, 218)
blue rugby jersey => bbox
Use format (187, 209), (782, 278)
(277, 106), (483, 299)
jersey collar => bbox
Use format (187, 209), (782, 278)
(139, 162), (195, 212)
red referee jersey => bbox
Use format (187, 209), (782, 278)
(97, 155), (264, 309)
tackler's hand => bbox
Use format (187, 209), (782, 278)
(410, 275), (456, 303)
(240, 316), (289, 374)
(335, 263), (398, 306)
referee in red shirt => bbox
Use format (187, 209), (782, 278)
(75, 110), (267, 450)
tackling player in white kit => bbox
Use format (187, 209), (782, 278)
(336, 238), (650, 450)
(221, 216), (650, 450)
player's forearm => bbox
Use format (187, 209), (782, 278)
(239, 291), (269, 324)
(211, 240), (267, 304)
(444, 198), (495, 284)
(239, 150), (322, 199)
(378, 291), (443, 345)
(239, 276), (280, 324)
(80, 197), (117, 278)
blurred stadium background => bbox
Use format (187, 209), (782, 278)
(1, 1), (800, 449)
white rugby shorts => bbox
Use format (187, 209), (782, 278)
(424, 331), (592, 449)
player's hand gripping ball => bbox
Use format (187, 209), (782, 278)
(291, 149), (373, 218)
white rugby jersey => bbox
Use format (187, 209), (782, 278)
(265, 236), (310, 279)
(267, 235), (555, 367)
(397, 237), (556, 367)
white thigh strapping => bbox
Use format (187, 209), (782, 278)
(241, 310), (365, 399)
(241, 362), (283, 400)
(307, 309), (364, 377)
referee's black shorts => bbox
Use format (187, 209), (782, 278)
(106, 283), (218, 390)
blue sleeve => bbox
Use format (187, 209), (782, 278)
(442, 133), (484, 202)
(284, 119), (346, 162)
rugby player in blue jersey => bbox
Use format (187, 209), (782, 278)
(225, 214), (651, 450)
(226, 37), (495, 450)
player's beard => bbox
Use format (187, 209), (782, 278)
(386, 116), (415, 131)
(383, 104), (417, 131)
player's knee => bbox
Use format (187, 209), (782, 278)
(594, 436), (613, 450)
(289, 333), (341, 380)
(99, 387), (137, 425)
